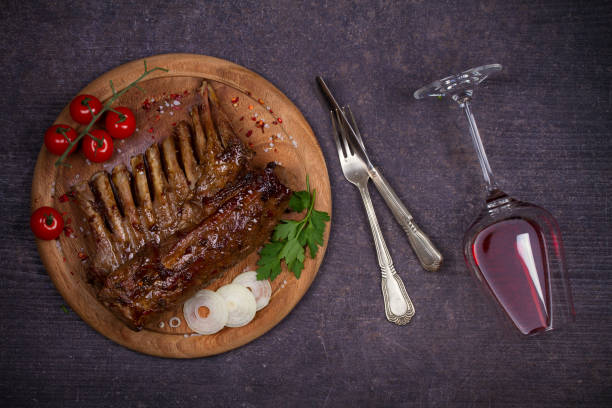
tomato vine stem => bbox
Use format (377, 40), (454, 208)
(54, 60), (169, 167)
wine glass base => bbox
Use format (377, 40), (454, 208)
(413, 63), (502, 104)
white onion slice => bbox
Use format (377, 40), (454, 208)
(232, 271), (272, 311)
(169, 317), (181, 328)
(183, 289), (228, 335)
(216, 283), (257, 327)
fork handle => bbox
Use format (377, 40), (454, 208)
(369, 167), (443, 272)
(358, 184), (415, 325)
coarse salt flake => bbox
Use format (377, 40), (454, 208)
(173, 100), (181, 106)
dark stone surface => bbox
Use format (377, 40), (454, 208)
(1, 0), (610, 406)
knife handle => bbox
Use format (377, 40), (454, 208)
(369, 167), (443, 272)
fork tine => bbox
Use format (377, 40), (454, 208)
(334, 109), (354, 157)
(329, 110), (346, 160)
(344, 105), (367, 152)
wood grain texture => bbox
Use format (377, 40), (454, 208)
(30, 54), (332, 358)
(1, 0), (611, 407)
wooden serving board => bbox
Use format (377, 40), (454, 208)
(30, 54), (331, 358)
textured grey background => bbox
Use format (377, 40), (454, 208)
(1, 0), (611, 407)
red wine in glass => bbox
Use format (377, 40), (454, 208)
(473, 217), (550, 335)
(415, 65), (574, 335)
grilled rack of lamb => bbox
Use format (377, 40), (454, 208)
(73, 81), (292, 330)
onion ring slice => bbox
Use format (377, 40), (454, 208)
(232, 271), (272, 311)
(183, 289), (229, 335)
(216, 283), (257, 327)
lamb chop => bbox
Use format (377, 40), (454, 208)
(73, 81), (292, 329)
(99, 165), (290, 329)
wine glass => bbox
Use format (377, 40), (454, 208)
(414, 64), (574, 335)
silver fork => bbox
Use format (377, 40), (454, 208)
(342, 106), (443, 272)
(330, 110), (415, 325)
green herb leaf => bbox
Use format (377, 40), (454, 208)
(288, 190), (311, 212)
(256, 241), (283, 281)
(279, 239), (304, 269)
(256, 176), (330, 281)
(272, 220), (300, 241)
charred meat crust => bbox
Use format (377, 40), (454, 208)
(71, 80), (290, 331)
(98, 164), (291, 330)
(73, 80), (253, 281)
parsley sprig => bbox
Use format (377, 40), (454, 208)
(256, 176), (330, 281)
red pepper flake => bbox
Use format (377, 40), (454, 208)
(66, 218), (72, 225)
(272, 121), (278, 125)
(148, 127), (154, 133)
(269, 110), (274, 114)
(248, 142), (253, 147)
(63, 257), (67, 262)
(154, 115), (161, 122)
(239, 116), (244, 121)
(251, 116), (257, 121)
(142, 99), (152, 111)
(58, 194), (70, 203)
(246, 130), (253, 138)
(183, 90), (189, 95)
(171, 122), (177, 127)
(248, 105), (254, 110)
(78, 252), (88, 260)
(255, 120), (266, 133)
(258, 98), (264, 104)
(277, 117), (283, 123)
(231, 96), (239, 104)
(274, 148), (278, 153)
(64, 226), (74, 237)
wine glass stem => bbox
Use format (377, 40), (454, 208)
(463, 101), (498, 193)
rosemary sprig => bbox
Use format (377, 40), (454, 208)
(55, 60), (169, 167)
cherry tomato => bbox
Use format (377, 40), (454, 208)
(70, 94), (103, 124)
(30, 206), (64, 240)
(105, 107), (136, 139)
(82, 129), (113, 163)
(44, 124), (79, 156)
